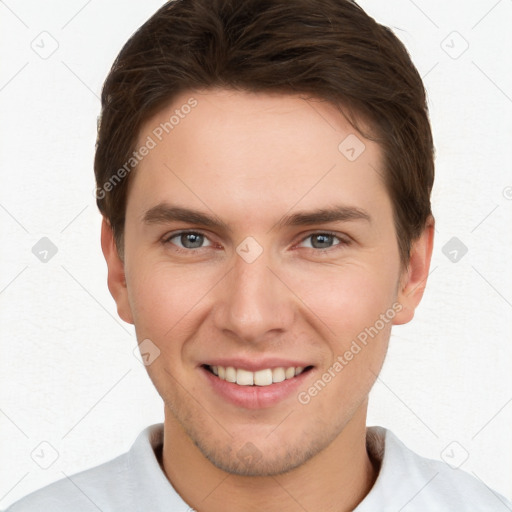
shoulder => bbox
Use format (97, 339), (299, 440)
(359, 427), (512, 511)
(4, 451), (132, 512)
(4, 424), (167, 512)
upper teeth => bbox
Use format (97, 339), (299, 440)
(210, 365), (305, 386)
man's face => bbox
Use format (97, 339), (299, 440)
(112, 88), (416, 476)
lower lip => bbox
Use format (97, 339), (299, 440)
(201, 366), (313, 409)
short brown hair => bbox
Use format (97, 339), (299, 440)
(94, 0), (434, 265)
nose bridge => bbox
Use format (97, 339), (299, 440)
(214, 246), (293, 341)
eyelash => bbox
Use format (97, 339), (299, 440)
(161, 230), (350, 255)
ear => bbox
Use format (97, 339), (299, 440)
(100, 218), (134, 325)
(393, 216), (435, 325)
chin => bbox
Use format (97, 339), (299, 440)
(182, 417), (337, 477)
(200, 441), (319, 477)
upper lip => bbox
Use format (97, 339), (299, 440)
(201, 358), (313, 372)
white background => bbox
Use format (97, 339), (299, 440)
(1, 0), (511, 508)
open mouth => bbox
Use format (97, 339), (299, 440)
(203, 364), (314, 387)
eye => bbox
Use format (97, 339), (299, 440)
(161, 230), (349, 253)
(297, 232), (348, 250)
(163, 231), (213, 250)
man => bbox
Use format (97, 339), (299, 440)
(6, 0), (511, 510)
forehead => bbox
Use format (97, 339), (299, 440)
(129, 88), (391, 226)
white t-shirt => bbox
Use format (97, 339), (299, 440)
(5, 424), (511, 511)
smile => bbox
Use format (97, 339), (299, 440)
(205, 365), (311, 386)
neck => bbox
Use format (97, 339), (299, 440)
(161, 403), (378, 512)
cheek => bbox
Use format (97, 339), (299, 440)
(293, 265), (395, 416)
(126, 260), (214, 340)
(287, 261), (398, 342)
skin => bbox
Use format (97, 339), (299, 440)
(102, 88), (434, 512)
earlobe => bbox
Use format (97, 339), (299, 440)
(393, 216), (435, 325)
(100, 218), (134, 325)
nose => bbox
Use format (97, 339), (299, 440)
(213, 247), (295, 344)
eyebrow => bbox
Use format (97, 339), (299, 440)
(142, 203), (371, 231)
(274, 205), (371, 229)
(142, 204), (231, 232)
